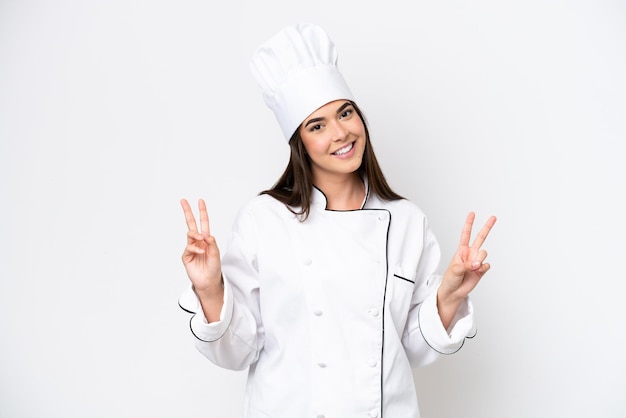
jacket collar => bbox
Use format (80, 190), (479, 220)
(311, 177), (370, 211)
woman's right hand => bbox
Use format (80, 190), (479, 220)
(180, 198), (223, 293)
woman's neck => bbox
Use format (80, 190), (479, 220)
(314, 173), (365, 210)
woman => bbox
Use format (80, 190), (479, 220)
(179, 23), (496, 418)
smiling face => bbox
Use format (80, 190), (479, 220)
(299, 100), (366, 184)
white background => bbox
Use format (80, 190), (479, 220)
(1, 1), (625, 417)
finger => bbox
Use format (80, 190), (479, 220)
(458, 211), (476, 248)
(186, 230), (215, 252)
(186, 230), (206, 242)
(478, 263), (491, 275)
(181, 199), (199, 232)
(198, 199), (210, 237)
(470, 249), (488, 270)
(181, 246), (207, 266)
(183, 244), (206, 256)
(471, 215), (497, 251)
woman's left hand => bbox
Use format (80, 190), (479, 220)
(438, 212), (497, 328)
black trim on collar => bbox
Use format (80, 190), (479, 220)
(311, 179), (370, 211)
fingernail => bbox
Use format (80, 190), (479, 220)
(472, 261), (480, 269)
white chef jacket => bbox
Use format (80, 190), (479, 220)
(179, 184), (476, 418)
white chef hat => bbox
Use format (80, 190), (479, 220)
(250, 23), (355, 141)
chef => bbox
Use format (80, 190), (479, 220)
(179, 22), (496, 418)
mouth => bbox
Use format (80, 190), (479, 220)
(331, 142), (354, 156)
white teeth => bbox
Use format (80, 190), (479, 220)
(333, 142), (353, 155)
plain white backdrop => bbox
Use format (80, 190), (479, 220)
(1, 1), (625, 417)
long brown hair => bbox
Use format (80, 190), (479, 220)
(260, 101), (404, 220)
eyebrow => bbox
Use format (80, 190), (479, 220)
(304, 101), (353, 128)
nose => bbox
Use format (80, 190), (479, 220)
(329, 120), (348, 142)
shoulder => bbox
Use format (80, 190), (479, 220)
(369, 194), (427, 220)
(233, 194), (295, 227)
(369, 195), (437, 241)
(239, 193), (290, 214)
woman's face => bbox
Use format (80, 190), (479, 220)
(298, 100), (366, 182)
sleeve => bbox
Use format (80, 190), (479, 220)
(401, 221), (476, 367)
(417, 284), (477, 354)
(178, 206), (265, 371)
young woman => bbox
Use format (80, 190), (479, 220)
(179, 23), (496, 418)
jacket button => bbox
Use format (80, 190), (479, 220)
(369, 409), (379, 417)
(368, 308), (379, 317)
(303, 258), (312, 266)
(378, 213), (387, 221)
(317, 362), (327, 368)
(313, 309), (323, 316)
(368, 358), (377, 367)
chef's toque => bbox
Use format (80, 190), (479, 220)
(250, 22), (355, 141)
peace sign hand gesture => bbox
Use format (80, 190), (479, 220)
(180, 199), (224, 322)
(437, 212), (497, 328)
